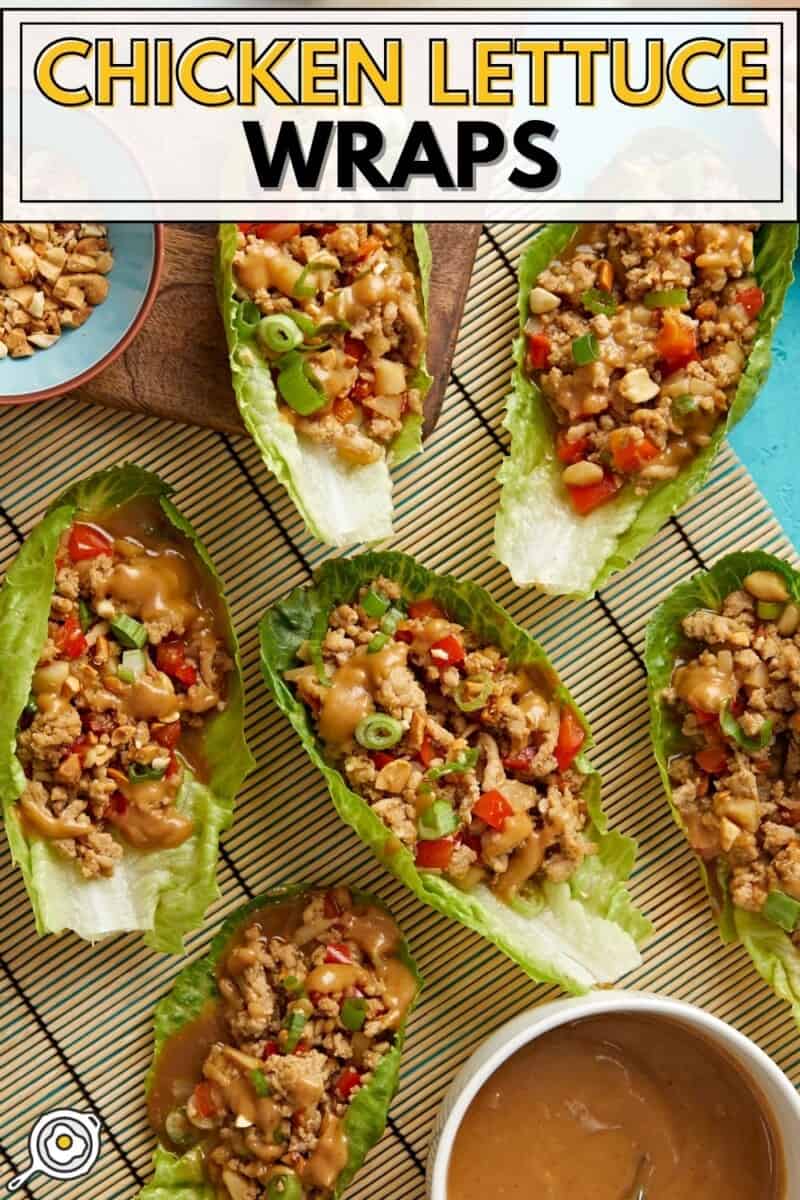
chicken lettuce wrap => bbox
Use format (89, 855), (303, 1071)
(0, 465), (253, 951)
(647, 551), (800, 1026)
(260, 552), (650, 994)
(495, 222), (797, 597)
(217, 222), (432, 547)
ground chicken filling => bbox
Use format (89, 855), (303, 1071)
(232, 222), (425, 467)
(525, 222), (763, 514)
(15, 499), (232, 879)
(148, 889), (416, 1200)
(664, 569), (800, 940)
(285, 578), (595, 900)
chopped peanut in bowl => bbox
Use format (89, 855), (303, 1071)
(0, 222), (114, 359)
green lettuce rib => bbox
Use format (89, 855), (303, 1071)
(495, 222), (798, 597)
(0, 464), (254, 952)
(138, 884), (422, 1200)
(260, 552), (651, 994)
(646, 550), (800, 1026)
(215, 224), (432, 547)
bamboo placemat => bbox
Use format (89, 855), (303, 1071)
(1, 223), (798, 1199)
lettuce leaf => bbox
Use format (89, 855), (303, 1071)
(0, 464), (254, 952)
(260, 552), (651, 993)
(216, 224), (432, 545)
(495, 222), (798, 597)
(646, 550), (800, 1024)
(139, 885), (422, 1200)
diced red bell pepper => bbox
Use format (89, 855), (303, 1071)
(567, 472), (621, 516)
(656, 312), (698, 372)
(324, 942), (353, 965)
(166, 754), (181, 779)
(609, 433), (659, 474)
(343, 335), (367, 363)
(262, 1040), (280, 1060)
(737, 286), (765, 318)
(408, 599), (444, 621)
(355, 235), (382, 261)
(555, 432), (590, 465)
(238, 222), (300, 243)
(350, 375), (374, 403)
(415, 837), (455, 870)
(333, 397), (357, 424)
(371, 751), (396, 770)
(69, 736), (92, 763)
(458, 830), (482, 855)
(192, 1081), (216, 1118)
(695, 746), (728, 774)
(336, 1067), (362, 1099)
(394, 628), (414, 644)
(472, 790), (514, 831)
(156, 639), (197, 687)
(152, 721), (182, 749)
(503, 746), (536, 772)
(323, 891), (342, 919)
(67, 522), (113, 562)
(527, 333), (551, 370)
(430, 634), (464, 667)
(55, 615), (87, 660)
(417, 736), (435, 769)
(690, 705), (718, 727)
(555, 709), (585, 773)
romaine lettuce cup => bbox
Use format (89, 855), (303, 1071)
(0, 465), (253, 952)
(646, 551), (800, 1027)
(140, 883), (422, 1200)
(260, 552), (651, 994)
(495, 222), (797, 598)
(216, 223), (432, 547)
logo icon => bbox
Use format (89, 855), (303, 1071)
(7, 1109), (101, 1191)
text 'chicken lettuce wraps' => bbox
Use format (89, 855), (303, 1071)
(0, 465), (253, 951)
(648, 552), (800, 1028)
(495, 222), (797, 597)
(140, 884), (421, 1200)
(217, 222), (431, 547)
(261, 552), (651, 994)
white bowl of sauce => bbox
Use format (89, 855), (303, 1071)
(427, 991), (799, 1200)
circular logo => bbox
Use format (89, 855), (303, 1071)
(7, 1109), (101, 1191)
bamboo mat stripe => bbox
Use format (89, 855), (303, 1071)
(0, 223), (798, 1199)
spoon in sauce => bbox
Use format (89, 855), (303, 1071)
(623, 1154), (651, 1200)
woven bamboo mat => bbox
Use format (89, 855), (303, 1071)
(1, 223), (798, 1200)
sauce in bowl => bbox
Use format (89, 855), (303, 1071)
(447, 1013), (784, 1200)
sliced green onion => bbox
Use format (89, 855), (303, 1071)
(757, 601), (783, 620)
(380, 606), (405, 635)
(368, 632), (389, 654)
(283, 1009), (307, 1053)
(454, 672), (492, 713)
(117, 649), (147, 684)
(78, 598), (93, 633)
(272, 1128), (288, 1146)
(363, 589), (390, 618)
(719, 703), (774, 754)
(128, 761), (167, 783)
(277, 352), (327, 415)
(355, 713), (404, 750)
(763, 890), (800, 932)
(672, 393), (698, 417)
(418, 800), (460, 840)
(288, 310), (318, 336)
(580, 288), (617, 317)
(292, 259), (329, 299)
(236, 299), (262, 336)
(109, 614), (148, 649)
(266, 1173), (302, 1200)
(282, 974), (305, 997)
(571, 333), (599, 366)
(426, 748), (479, 781)
(340, 997), (367, 1031)
(250, 1068), (271, 1097)
(644, 287), (688, 309)
(257, 314), (303, 355)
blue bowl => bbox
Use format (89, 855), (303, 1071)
(0, 222), (164, 405)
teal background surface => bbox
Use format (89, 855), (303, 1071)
(730, 250), (800, 552)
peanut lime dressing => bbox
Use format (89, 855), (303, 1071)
(447, 1013), (784, 1200)
(304, 1114), (348, 1189)
(318, 642), (407, 747)
(673, 659), (738, 713)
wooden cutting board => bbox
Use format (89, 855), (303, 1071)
(76, 223), (481, 437)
